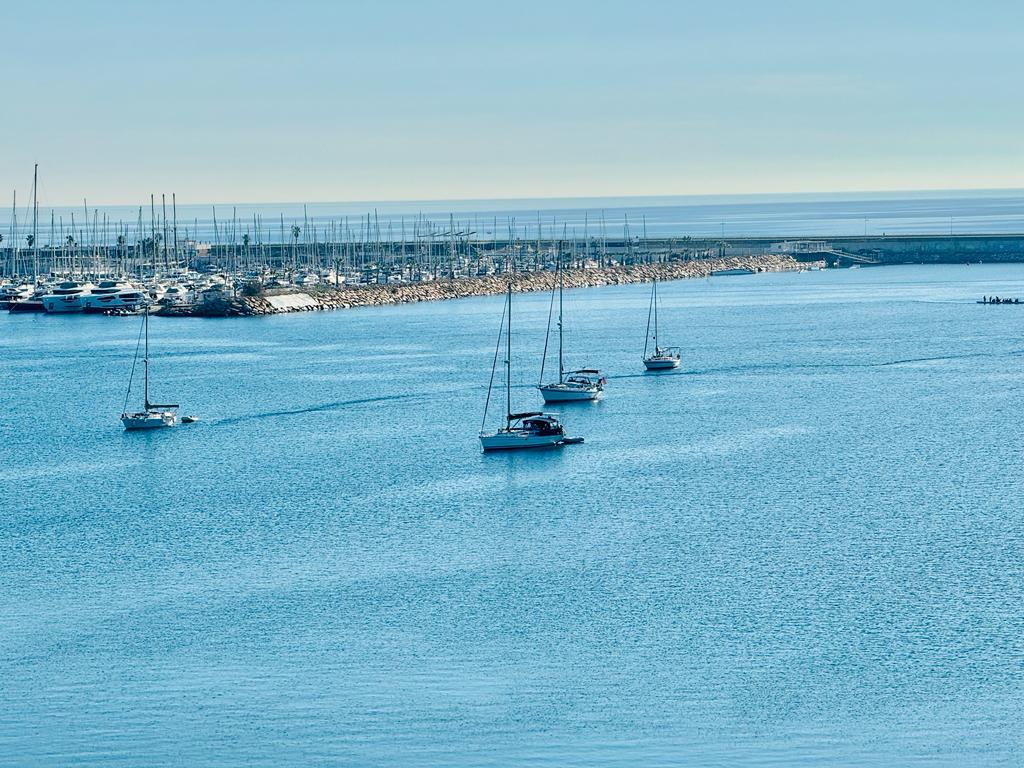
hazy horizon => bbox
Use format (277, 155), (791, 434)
(5, 185), (1024, 214)
(4, 1), (1022, 204)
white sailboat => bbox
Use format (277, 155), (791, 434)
(121, 304), (180, 430)
(480, 282), (581, 451)
(642, 277), (681, 370)
(537, 252), (604, 402)
(8, 165), (45, 313)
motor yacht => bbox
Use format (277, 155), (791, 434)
(42, 280), (96, 313)
(82, 280), (147, 313)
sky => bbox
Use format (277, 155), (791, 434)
(2, 0), (1022, 206)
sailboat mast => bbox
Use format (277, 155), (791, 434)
(143, 304), (150, 409)
(31, 164), (39, 282)
(653, 277), (659, 349)
(506, 280), (512, 425)
(558, 246), (564, 382)
(643, 278), (655, 359)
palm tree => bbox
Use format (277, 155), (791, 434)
(290, 224), (301, 274)
(26, 234), (35, 248)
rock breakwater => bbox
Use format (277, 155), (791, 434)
(160, 254), (805, 318)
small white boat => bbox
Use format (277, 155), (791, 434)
(158, 284), (192, 306)
(480, 412), (568, 451)
(121, 409), (178, 430)
(539, 370), (606, 402)
(642, 277), (681, 371)
(480, 282), (580, 451)
(120, 305), (180, 431)
(537, 251), (604, 403)
(643, 349), (681, 370)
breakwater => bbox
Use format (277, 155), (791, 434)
(160, 254), (804, 317)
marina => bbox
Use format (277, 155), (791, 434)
(5, 177), (1024, 321)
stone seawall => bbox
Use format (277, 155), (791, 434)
(161, 254), (805, 318)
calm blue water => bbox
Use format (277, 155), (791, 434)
(2, 265), (1023, 766)
(3, 190), (1024, 245)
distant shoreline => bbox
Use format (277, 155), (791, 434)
(159, 255), (808, 318)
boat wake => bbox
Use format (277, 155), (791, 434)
(210, 393), (419, 426)
(609, 348), (1024, 379)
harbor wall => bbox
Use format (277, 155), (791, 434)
(716, 234), (1024, 265)
(6, 234), (1024, 276)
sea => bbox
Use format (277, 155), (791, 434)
(2, 189), (1024, 245)
(2, 262), (1023, 766)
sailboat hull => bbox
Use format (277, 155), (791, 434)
(121, 411), (177, 430)
(538, 384), (601, 402)
(480, 431), (564, 451)
(643, 357), (680, 370)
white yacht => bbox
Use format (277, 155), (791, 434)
(82, 280), (146, 313)
(158, 284), (192, 306)
(200, 281), (229, 303)
(642, 277), (681, 370)
(42, 280), (96, 313)
(537, 254), (604, 403)
(480, 282), (581, 451)
(121, 305), (180, 430)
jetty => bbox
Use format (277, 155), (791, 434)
(158, 254), (802, 318)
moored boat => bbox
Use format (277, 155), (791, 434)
(0, 283), (32, 310)
(480, 281), (581, 451)
(8, 285), (48, 313)
(42, 280), (96, 313)
(83, 280), (147, 313)
(120, 304), (181, 431)
(537, 250), (604, 403)
(642, 277), (681, 371)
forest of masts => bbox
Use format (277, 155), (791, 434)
(3, 189), (716, 282)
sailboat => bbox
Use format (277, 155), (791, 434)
(537, 252), (604, 403)
(642, 277), (681, 370)
(480, 282), (581, 451)
(121, 304), (180, 430)
(8, 165), (46, 313)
